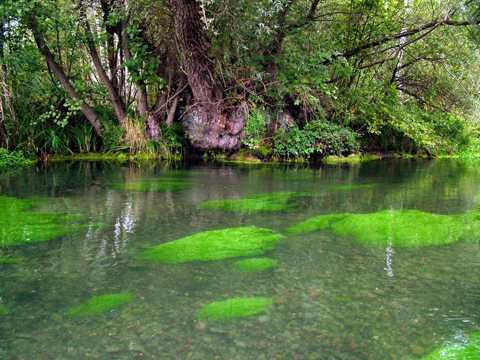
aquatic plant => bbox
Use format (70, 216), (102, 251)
(288, 209), (480, 247)
(233, 258), (279, 272)
(328, 183), (377, 191)
(68, 293), (134, 317)
(140, 226), (283, 264)
(421, 332), (480, 359)
(197, 297), (272, 321)
(0, 254), (23, 265)
(198, 192), (311, 213)
(0, 304), (8, 316)
(111, 178), (190, 192)
(0, 196), (88, 247)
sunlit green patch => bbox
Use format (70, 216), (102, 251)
(0, 196), (89, 247)
(0, 304), (8, 316)
(197, 297), (272, 321)
(68, 293), (134, 317)
(233, 258), (279, 272)
(421, 332), (480, 359)
(198, 192), (311, 213)
(111, 178), (191, 192)
(140, 226), (283, 264)
(328, 183), (377, 191)
(288, 210), (480, 247)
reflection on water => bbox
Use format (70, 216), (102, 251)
(0, 160), (479, 359)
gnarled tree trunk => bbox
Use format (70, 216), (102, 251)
(169, 0), (246, 151)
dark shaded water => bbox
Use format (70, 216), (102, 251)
(0, 160), (479, 359)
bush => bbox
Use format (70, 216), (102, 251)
(273, 120), (359, 159)
(0, 149), (35, 171)
(243, 108), (267, 150)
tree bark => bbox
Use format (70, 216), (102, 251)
(27, 14), (103, 136)
(169, 0), (246, 151)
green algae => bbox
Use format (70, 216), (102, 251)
(68, 293), (134, 317)
(328, 183), (378, 191)
(288, 209), (480, 247)
(233, 258), (279, 272)
(197, 297), (272, 321)
(198, 192), (311, 213)
(111, 178), (190, 192)
(421, 332), (480, 359)
(0, 196), (89, 247)
(323, 154), (381, 165)
(0, 304), (9, 316)
(0, 254), (23, 265)
(140, 226), (283, 264)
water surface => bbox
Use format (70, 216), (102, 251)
(0, 160), (479, 359)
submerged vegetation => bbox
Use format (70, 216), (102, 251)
(68, 293), (134, 317)
(140, 227), (283, 264)
(288, 209), (480, 247)
(0, 304), (8, 316)
(421, 332), (480, 360)
(111, 178), (191, 192)
(233, 258), (279, 273)
(0, 196), (90, 247)
(197, 297), (273, 321)
(0, 254), (23, 264)
(199, 192), (311, 213)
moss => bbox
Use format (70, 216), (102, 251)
(323, 154), (382, 165)
(111, 178), (191, 192)
(197, 297), (272, 321)
(328, 183), (377, 191)
(68, 293), (134, 317)
(50, 152), (176, 162)
(233, 258), (279, 272)
(421, 332), (480, 359)
(0, 304), (9, 316)
(288, 209), (480, 247)
(198, 192), (311, 213)
(0, 196), (89, 247)
(140, 226), (283, 264)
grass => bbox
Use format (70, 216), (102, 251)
(287, 209), (480, 247)
(233, 258), (279, 272)
(0, 196), (91, 247)
(139, 226), (283, 264)
(68, 293), (134, 317)
(197, 297), (272, 321)
(111, 178), (191, 192)
(198, 192), (312, 213)
(421, 332), (480, 359)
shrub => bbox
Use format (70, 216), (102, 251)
(273, 120), (359, 159)
(0, 149), (35, 171)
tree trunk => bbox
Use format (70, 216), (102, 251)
(27, 15), (103, 137)
(169, 0), (246, 151)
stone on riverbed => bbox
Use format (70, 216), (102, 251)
(197, 297), (272, 321)
(140, 226), (283, 264)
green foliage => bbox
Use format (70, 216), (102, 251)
(197, 297), (272, 321)
(140, 226), (283, 264)
(198, 192), (311, 213)
(273, 120), (359, 159)
(0, 195), (90, 247)
(288, 209), (480, 247)
(243, 108), (268, 151)
(68, 293), (134, 317)
(0, 149), (35, 170)
(233, 258), (278, 272)
(421, 332), (480, 360)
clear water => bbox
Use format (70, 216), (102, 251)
(1, 160), (479, 359)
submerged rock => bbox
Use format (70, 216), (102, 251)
(233, 258), (279, 272)
(197, 297), (272, 321)
(0, 196), (90, 247)
(68, 293), (134, 317)
(111, 178), (190, 192)
(0, 304), (8, 316)
(421, 332), (480, 359)
(288, 209), (480, 247)
(140, 226), (283, 264)
(198, 192), (311, 213)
